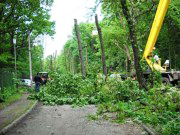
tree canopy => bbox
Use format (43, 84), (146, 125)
(0, 0), (55, 77)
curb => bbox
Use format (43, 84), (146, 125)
(0, 100), (38, 135)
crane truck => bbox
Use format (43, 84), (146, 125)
(142, 0), (180, 85)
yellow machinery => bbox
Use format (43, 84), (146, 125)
(142, 0), (180, 85)
(142, 0), (171, 72)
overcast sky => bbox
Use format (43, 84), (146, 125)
(43, 0), (101, 57)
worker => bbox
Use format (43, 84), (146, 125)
(154, 54), (159, 63)
(148, 47), (159, 64)
(33, 73), (42, 92)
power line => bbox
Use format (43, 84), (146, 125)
(58, 0), (90, 20)
(72, 0), (89, 13)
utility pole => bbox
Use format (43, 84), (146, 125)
(13, 36), (17, 89)
(28, 33), (33, 87)
(85, 45), (88, 73)
(74, 19), (85, 78)
(95, 14), (107, 77)
(13, 38), (17, 75)
(54, 50), (57, 71)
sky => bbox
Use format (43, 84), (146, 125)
(43, 0), (102, 57)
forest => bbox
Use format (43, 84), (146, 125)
(0, 0), (180, 134)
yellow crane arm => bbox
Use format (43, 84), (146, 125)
(142, 0), (170, 72)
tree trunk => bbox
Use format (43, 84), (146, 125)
(50, 55), (53, 71)
(120, 0), (147, 89)
(64, 51), (68, 71)
(95, 14), (107, 77)
(54, 50), (57, 71)
(68, 48), (71, 72)
(71, 56), (74, 74)
(86, 45), (88, 73)
(74, 19), (86, 78)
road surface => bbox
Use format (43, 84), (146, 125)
(6, 103), (143, 135)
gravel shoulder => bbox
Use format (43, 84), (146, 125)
(5, 103), (144, 135)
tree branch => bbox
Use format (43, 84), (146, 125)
(135, 0), (155, 20)
(3, 1), (17, 23)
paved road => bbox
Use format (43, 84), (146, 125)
(6, 103), (143, 135)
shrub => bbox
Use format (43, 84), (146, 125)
(0, 87), (17, 102)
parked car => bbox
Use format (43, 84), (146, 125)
(109, 73), (127, 80)
(20, 79), (33, 87)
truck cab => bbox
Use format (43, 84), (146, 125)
(38, 72), (48, 85)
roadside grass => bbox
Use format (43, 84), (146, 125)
(0, 86), (31, 110)
(0, 93), (22, 110)
(87, 114), (99, 121)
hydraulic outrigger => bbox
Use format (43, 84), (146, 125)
(142, 0), (180, 85)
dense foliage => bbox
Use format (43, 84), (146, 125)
(29, 72), (180, 134)
(0, 87), (17, 102)
(29, 73), (99, 106)
(0, 0), (55, 78)
(0, 0), (55, 109)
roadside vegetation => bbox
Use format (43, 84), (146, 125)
(0, 0), (55, 108)
(0, 87), (28, 110)
(29, 72), (180, 135)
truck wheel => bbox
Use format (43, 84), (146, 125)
(162, 77), (169, 85)
(172, 80), (178, 86)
